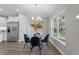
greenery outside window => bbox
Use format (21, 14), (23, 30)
(54, 15), (66, 42)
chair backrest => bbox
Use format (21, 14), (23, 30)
(45, 34), (49, 42)
(31, 37), (41, 46)
(24, 34), (30, 42)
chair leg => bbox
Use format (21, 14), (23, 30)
(41, 42), (43, 48)
(30, 46), (34, 54)
(23, 43), (27, 50)
(38, 46), (41, 55)
(46, 42), (49, 48)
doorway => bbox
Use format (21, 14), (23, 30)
(7, 22), (19, 42)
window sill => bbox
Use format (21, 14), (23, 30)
(51, 37), (66, 46)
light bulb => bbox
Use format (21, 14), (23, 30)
(32, 17), (34, 20)
(76, 14), (79, 19)
(38, 17), (40, 19)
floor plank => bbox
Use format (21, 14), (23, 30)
(0, 42), (60, 55)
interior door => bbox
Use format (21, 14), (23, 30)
(7, 22), (19, 42)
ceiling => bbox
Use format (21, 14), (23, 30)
(0, 4), (58, 18)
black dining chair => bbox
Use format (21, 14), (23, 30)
(23, 34), (30, 50)
(41, 34), (49, 48)
(30, 36), (42, 54)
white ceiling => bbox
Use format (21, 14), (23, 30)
(0, 4), (58, 18)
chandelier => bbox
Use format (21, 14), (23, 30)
(31, 17), (44, 29)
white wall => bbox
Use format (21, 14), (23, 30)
(0, 17), (7, 42)
(19, 14), (33, 41)
(49, 4), (79, 55)
(65, 5), (79, 54)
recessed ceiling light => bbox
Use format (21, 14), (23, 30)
(16, 8), (20, 11)
(0, 9), (3, 11)
(35, 4), (38, 6)
(76, 14), (79, 19)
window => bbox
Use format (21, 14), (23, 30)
(59, 16), (65, 41)
(50, 9), (66, 45)
(54, 18), (58, 39)
(54, 15), (66, 42)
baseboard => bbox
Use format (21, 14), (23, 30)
(18, 39), (24, 42)
(49, 39), (66, 55)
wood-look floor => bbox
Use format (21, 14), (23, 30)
(0, 42), (60, 55)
